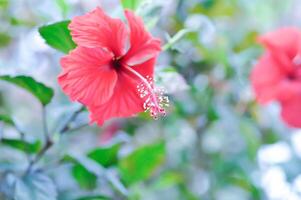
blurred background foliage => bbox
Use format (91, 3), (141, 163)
(1, 0), (301, 200)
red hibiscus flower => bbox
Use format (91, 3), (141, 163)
(58, 7), (168, 125)
(251, 27), (301, 127)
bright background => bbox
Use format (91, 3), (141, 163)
(1, 0), (301, 200)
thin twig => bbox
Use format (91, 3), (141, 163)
(63, 122), (89, 133)
(60, 106), (85, 134)
(42, 107), (50, 141)
(25, 105), (85, 174)
(25, 106), (53, 174)
(25, 138), (53, 174)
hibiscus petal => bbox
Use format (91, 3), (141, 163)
(258, 27), (301, 59)
(251, 54), (285, 104)
(69, 7), (128, 57)
(129, 57), (156, 78)
(88, 70), (144, 125)
(280, 95), (301, 127)
(123, 10), (161, 66)
(58, 46), (118, 106)
(258, 27), (301, 72)
(275, 80), (301, 102)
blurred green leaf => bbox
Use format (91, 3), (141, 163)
(72, 164), (97, 190)
(234, 31), (258, 52)
(9, 17), (36, 27)
(179, 184), (199, 200)
(0, 0), (8, 9)
(75, 195), (111, 200)
(118, 142), (165, 185)
(163, 29), (191, 51)
(1, 139), (41, 154)
(0, 114), (14, 126)
(228, 173), (261, 199)
(152, 171), (184, 189)
(56, 0), (69, 17)
(191, 0), (237, 17)
(14, 172), (57, 200)
(39, 20), (76, 53)
(0, 32), (11, 47)
(0, 75), (54, 106)
(207, 104), (219, 122)
(66, 153), (127, 194)
(69, 143), (121, 190)
(262, 128), (279, 144)
(88, 143), (121, 167)
(121, 0), (141, 10)
(239, 119), (261, 160)
(65, 153), (101, 190)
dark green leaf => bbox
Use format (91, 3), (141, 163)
(69, 143), (121, 190)
(72, 164), (97, 190)
(88, 143), (121, 167)
(39, 20), (76, 53)
(0, 75), (54, 106)
(262, 129), (279, 144)
(1, 139), (41, 154)
(0, 32), (11, 47)
(118, 142), (165, 185)
(65, 153), (102, 190)
(64, 153), (127, 194)
(75, 195), (111, 200)
(0, 114), (14, 126)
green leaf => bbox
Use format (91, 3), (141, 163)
(162, 29), (192, 51)
(72, 164), (97, 190)
(1, 139), (41, 154)
(70, 143), (121, 190)
(88, 143), (121, 167)
(234, 31), (258, 52)
(55, 0), (69, 17)
(262, 128), (279, 144)
(0, 0), (9, 9)
(14, 172), (57, 200)
(121, 0), (141, 10)
(191, 0), (236, 17)
(239, 119), (261, 160)
(0, 75), (54, 106)
(0, 114), (14, 126)
(152, 171), (184, 189)
(39, 20), (76, 53)
(64, 152), (127, 194)
(118, 142), (165, 185)
(66, 154), (101, 190)
(75, 195), (111, 200)
(0, 32), (11, 48)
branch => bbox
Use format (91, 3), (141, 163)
(60, 106), (85, 134)
(25, 105), (85, 174)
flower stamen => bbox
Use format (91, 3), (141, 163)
(124, 66), (169, 119)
